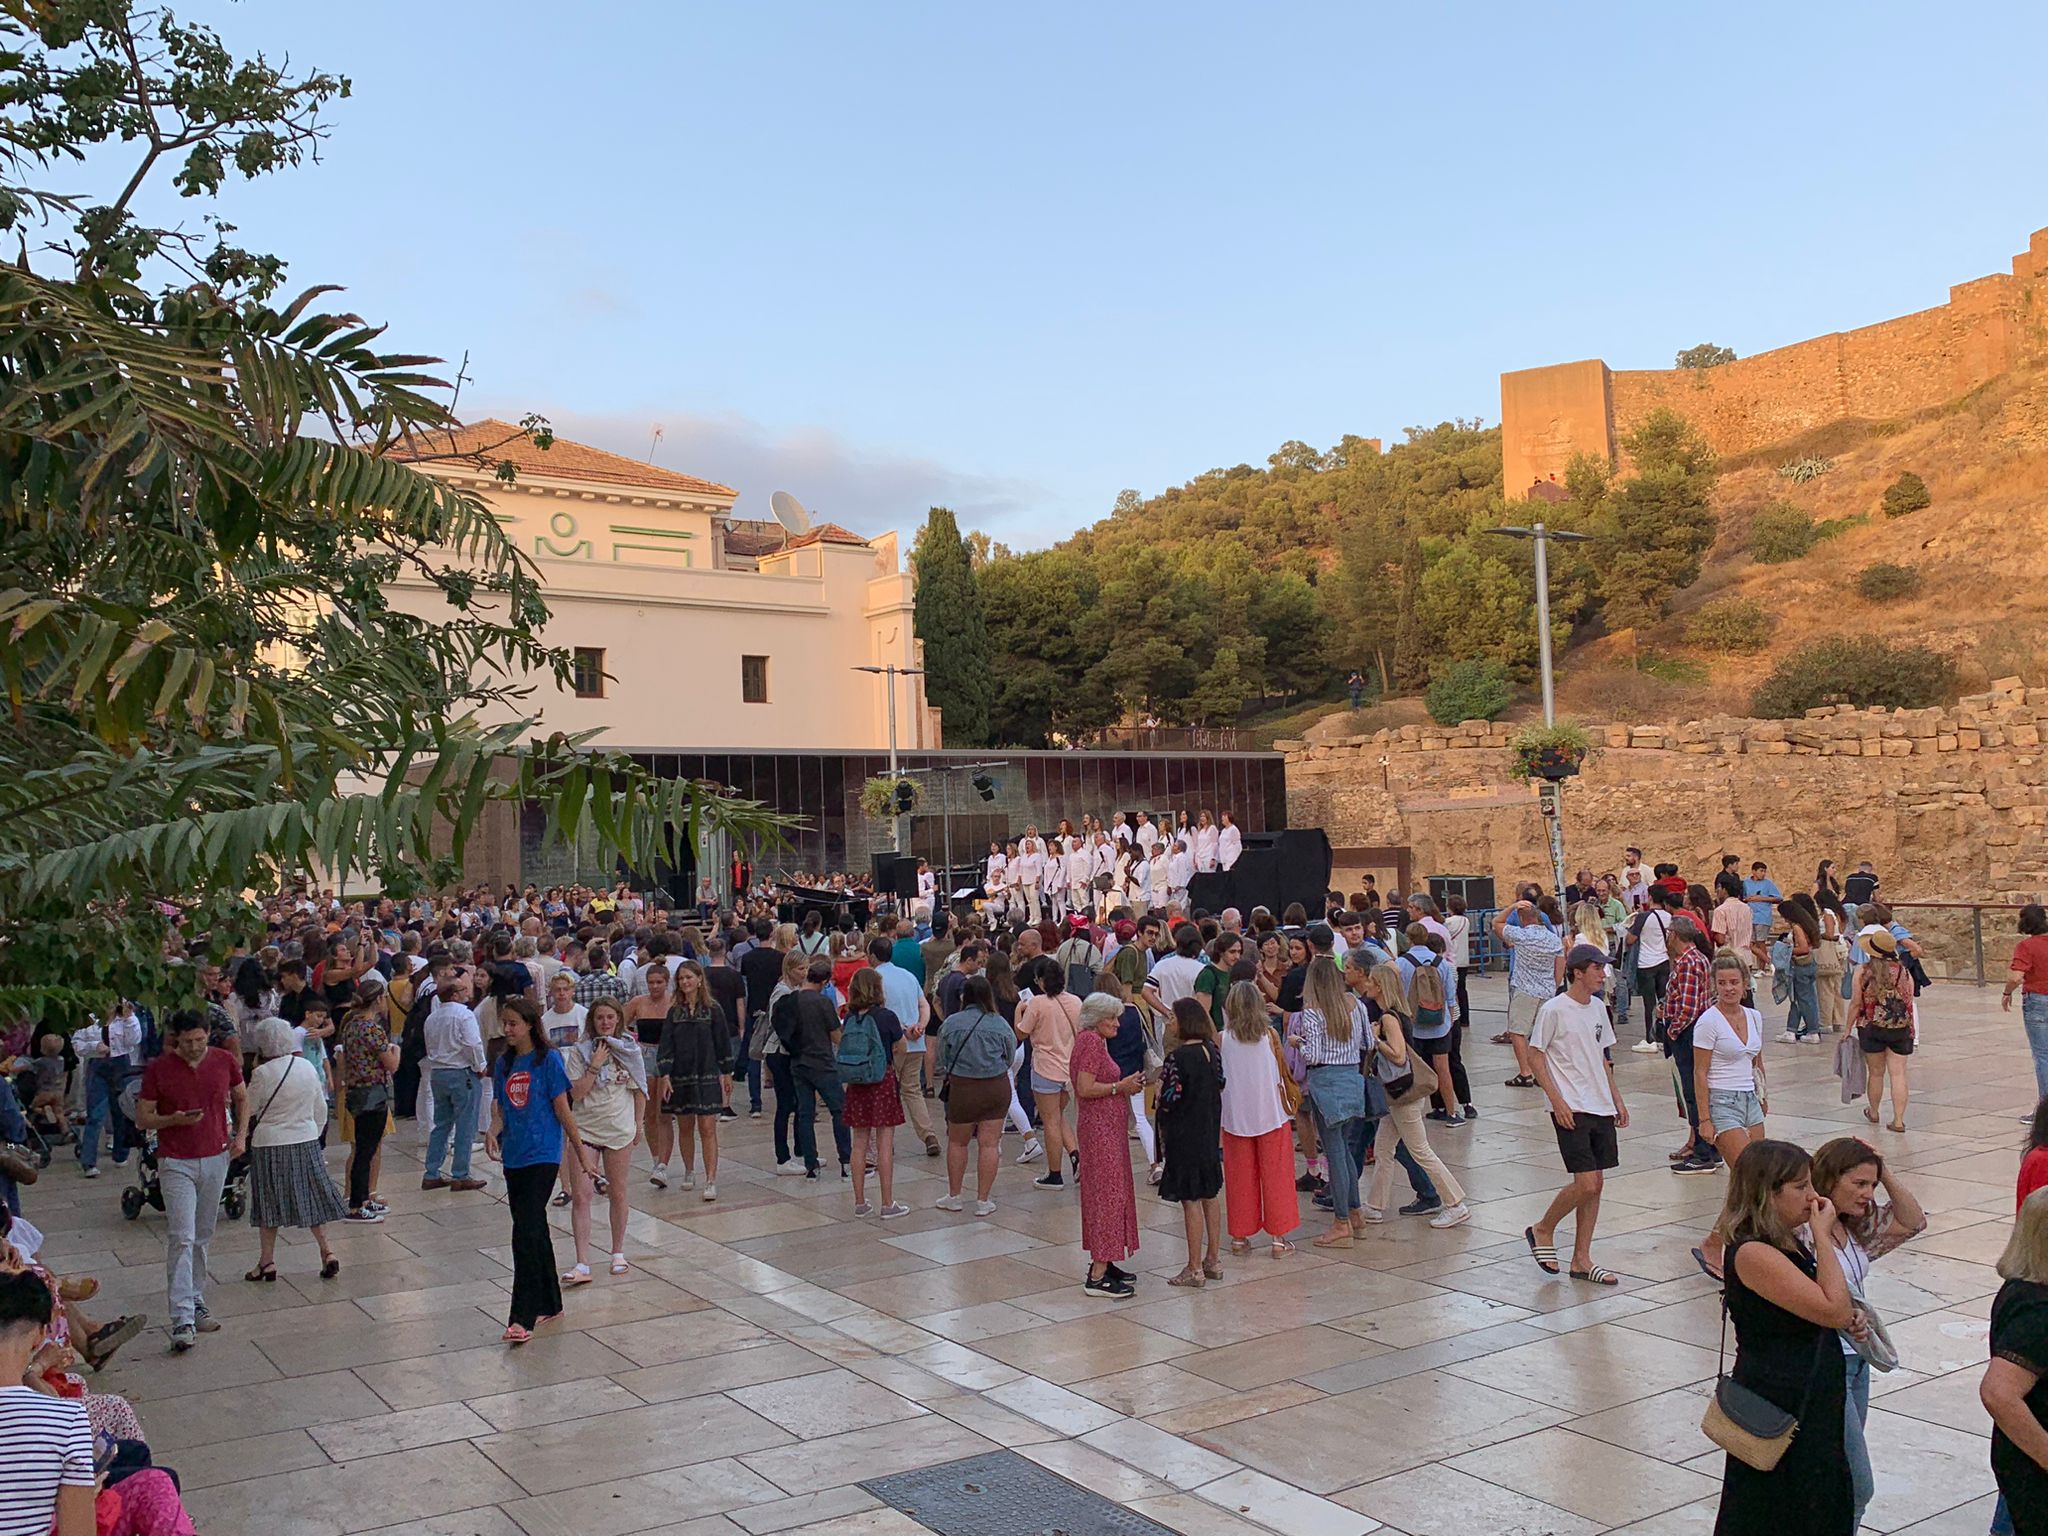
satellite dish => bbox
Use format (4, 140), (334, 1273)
(770, 491), (813, 537)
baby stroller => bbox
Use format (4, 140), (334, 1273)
(115, 1083), (247, 1222)
(7, 1062), (63, 1168)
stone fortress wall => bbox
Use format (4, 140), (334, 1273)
(1501, 227), (2048, 496)
(1281, 679), (2048, 977)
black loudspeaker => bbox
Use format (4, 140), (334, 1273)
(1183, 830), (1330, 921)
(870, 853), (919, 900)
(1428, 875), (1496, 912)
(1271, 829), (1333, 916)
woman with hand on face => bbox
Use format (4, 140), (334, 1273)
(1809, 1137), (1926, 1529)
(561, 998), (646, 1285)
(1711, 1139), (1855, 1536)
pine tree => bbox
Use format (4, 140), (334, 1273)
(911, 507), (994, 746)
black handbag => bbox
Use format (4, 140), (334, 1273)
(344, 1081), (390, 1118)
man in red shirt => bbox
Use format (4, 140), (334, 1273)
(137, 1010), (248, 1352)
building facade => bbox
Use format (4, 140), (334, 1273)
(386, 420), (937, 751)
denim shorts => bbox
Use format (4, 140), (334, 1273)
(1029, 1071), (1066, 1096)
(1707, 1086), (1765, 1129)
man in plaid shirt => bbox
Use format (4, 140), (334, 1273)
(1657, 918), (1720, 1173)
(567, 940), (629, 1009)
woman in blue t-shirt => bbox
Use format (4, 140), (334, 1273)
(485, 997), (578, 1344)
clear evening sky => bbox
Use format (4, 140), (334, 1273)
(157, 2), (2045, 548)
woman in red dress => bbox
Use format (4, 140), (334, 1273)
(1072, 997), (1144, 1300)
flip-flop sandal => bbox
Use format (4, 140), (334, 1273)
(1490, 1032), (1512, 1045)
(1888, 1121), (1906, 1133)
(610, 1254), (630, 1275)
(502, 1325), (532, 1345)
(1570, 1266), (1620, 1286)
(1690, 1247), (1723, 1282)
(1525, 1226), (1560, 1275)
(1505, 1074), (1539, 1088)
(1862, 1106), (1880, 1124)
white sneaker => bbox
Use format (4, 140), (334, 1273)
(1429, 1203), (1473, 1229)
(701, 1183), (716, 1201)
(934, 1193), (964, 1212)
(81, 1166), (99, 1179)
(677, 1170), (695, 1191)
(1629, 1040), (1657, 1054)
(973, 1199), (997, 1217)
(1777, 1031), (1800, 1044)
(1016, 1138), (1044, 1165)
(648, 1162), (669, 1189)
(775, 1159), (807, 1177)
(1359, 1206), (1387, 1223)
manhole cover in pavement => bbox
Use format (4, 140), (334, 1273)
(862, 1449), (1178, 1535)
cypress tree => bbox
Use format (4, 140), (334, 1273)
(911, 506), (994, 746)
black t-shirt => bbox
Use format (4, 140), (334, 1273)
(485, 960), (532, 1002)
(1278, 963), (1308, 1014)
(937, 968), (970, 1020)
(1843, 872), (1879, 908)
(740, 945), (786, 1021)
(773, 989), (839, 1073)
(277, 990), (308, 1028)
(705, 966), (747, 1036)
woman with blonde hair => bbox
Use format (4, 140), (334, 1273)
(562, 997), (646, 1282)
(1985, 1188), (2048, 1535)
(1360, 960), (1470, 1228)
(1711, 1139), (1854, 1534)
(1220, 981), (1298, 1257)
(659, 960), (731, 1198)
(1691, 953), (1771, 1279)
(1284, 956), (1365, 1248)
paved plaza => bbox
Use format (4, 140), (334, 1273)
(33, 976), (2032, 1536)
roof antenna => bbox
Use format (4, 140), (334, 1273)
(647, 424), (664, 463)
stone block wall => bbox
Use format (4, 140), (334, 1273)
(1282, 679), (2048, 977)
(1503, 227), (2048, 496)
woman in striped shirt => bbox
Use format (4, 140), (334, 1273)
(1286, 957), (1367, 1250)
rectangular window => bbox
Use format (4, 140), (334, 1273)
(741, 654), (770, 704)
(570, 647), (605, 699)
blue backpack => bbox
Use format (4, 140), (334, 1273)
(835, 1010), (890, 1086)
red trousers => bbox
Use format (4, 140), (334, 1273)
(1223, 1126), (1297, 1240)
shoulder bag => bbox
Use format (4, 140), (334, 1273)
(1699, 1272), (1833, 1471)
(1266, 1031), (1304, 1117)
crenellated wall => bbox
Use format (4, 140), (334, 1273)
(1503, 228), (2048, 495)
(1283, 679), (2048, 973)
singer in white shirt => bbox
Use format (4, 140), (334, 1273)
(1167, 846), (1195, 910)
(1089, 834), (1117, 919)
(1016, 833), (1045, 924)
(1216, 811), (1243, 871)
(1063, 837), (1091, 922)
(1193, 811), (1220, 873)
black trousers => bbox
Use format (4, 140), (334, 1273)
(1636, 961), (1670, 1043)
(347, 1099), (388, 1209)
(504, 1161), (562, 1328)
(1433, 1020), (1473, 1113)
(768, 1053), (797, 1165)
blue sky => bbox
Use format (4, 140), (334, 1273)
(156, 3), (2046, 547)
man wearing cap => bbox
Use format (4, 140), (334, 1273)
(1524, 943), (1629, 1287)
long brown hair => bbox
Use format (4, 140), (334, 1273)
(1718, 1138), (1812, 1254)
(1302, 956), (1352, 1044)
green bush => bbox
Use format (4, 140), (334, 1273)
(1424, 658), (1512, 724)
(1685, 596), (1774, 653)
(1882, 471), (1931, 518)
(1751, 636), (1957, 717)
(1778, 455), (1833, 483)
(1749, 501), (1816, 563)
(1855, 561), (1923, 601)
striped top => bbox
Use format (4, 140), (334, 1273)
(0, 1386), (94, 1536)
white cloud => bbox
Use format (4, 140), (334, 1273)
(490, 403), (1050, 545)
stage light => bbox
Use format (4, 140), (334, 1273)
(894, 779), (916, 813)
(971, 772), (995, 802)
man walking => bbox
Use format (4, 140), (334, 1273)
(1525, 945), (1629, 1286)
(1743, 861), (1782, 973)
(420, 964), (488, 1192)
(872, 935), (939, 1157)
(137, 1011), (248, 1351)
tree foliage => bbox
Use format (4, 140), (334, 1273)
(911, 506), (992, 746)
(1749, 501), (1816, 563)
(1424, 659), (1512, 724)
(1675, 343), (1737, 369)
(1593, 410), (1721, 631)
(0, 3), (780, 1022)
(1685, 596), (1773, 653)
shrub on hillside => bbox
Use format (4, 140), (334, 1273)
(1855, 562), (1923, 602)
(1882, 471), (1931, 518)
(1749, 501), (1816, 563)
(1778, 455), (1833, 483)
(1424, 659), (1512, 724)
(1751, 636), (1957, 717)
(1686, 596), (1774, 653)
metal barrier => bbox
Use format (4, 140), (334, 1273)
(1886, 901), (2031, 986)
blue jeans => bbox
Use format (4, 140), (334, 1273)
(1787, 956), (1820, 1039)
(1312, 1102), (1362, 1220)
(790, 1062), (850, 1173)
(77, 1058), (134, 1172)
(2022, 994), (2048, 1102)
(424, 1068), (480, 1180)
(1393, 1138), (1439, 1203)
(1991, 1492), (2013, 1536)
(1843, 1350), (1872, 1525)
(739, 1016), (765, 1112)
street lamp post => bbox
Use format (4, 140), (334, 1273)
(853, 663), (924, 852)
(1486, 521), (1592, 896)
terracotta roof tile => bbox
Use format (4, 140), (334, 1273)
(721, 522), (785, 556)
(783, 521), (869, 549)
(388, 418), (736, 498)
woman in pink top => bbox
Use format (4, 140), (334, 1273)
(1016, 962), (1082, 1188)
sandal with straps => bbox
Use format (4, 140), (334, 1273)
(1229, 1238), (1252, 1256)
(1505, 1074), (1539, 1089)
(1571, 1265), (1620, 1286)
(244, 1261), (276, 1283)
(1167, 1268), (1205, 1288)
(1202, 1259), (1223, 1281)
(1525, 1225), (1560, 1275)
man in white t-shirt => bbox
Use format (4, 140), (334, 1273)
(0, 1268), (96, 1536)
(1143, 924), (1207, 1016)
(1525, 944), (1630, 1286)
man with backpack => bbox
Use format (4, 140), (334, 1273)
(1055, 916), (1103, 999)
(772, 957), (849, 1180)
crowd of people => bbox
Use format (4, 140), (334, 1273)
(2, 837), (2047, 1534)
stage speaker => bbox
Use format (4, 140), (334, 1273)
(1270, 829), (1333, 916)
(870, 852), (919, 900)
(1427, 874), (1496, 912)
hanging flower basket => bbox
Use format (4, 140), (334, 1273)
(1507, 721), (1595, 781)
(859, 775), (920, 819)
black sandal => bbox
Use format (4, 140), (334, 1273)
(244, 1262), (276, 1283)
(1505, 1074), (1539, 1088)
(1525, 1226), (1560, 1275)
(320, 1255), (341, 1280)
